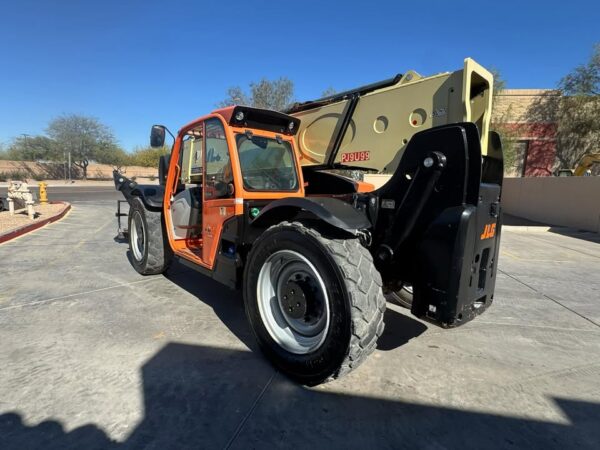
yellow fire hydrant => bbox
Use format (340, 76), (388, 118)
(38, 182), (48, 204)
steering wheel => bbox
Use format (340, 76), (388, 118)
(248, 160), (282, 189)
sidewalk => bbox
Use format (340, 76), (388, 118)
(0, 202), (70, 244)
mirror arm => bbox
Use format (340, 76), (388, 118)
(164, 127), (176, 142)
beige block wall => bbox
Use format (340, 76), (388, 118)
(502, 177), (600, 233)
(87, 163), (157, 178)
(365, 174), (600, 233)
(492, 89), (560, 122)
(0, 160), (157, 179)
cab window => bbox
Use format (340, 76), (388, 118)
(204, 118), (233, 199)
(235, 134), (298, 191)
(179, 126), (203, 185)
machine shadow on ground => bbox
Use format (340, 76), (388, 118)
(113, 238), (428, 352)
(1, 342), (599, 450)
(163, 260), (255, 350)
(164, 259), (428, 352)
(503, 213), (600, 244)
(548, 228), (600, 244)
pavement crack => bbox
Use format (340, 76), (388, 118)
(499, 269), (600, 329)
(474, 320), (600, 334)
(0, 277), (160, 311)
(510, 360), (600, 387)
(223, 371), (277, 450)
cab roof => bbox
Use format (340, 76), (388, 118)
(212, 105), (301, 136)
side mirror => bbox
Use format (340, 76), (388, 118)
(150, 125), (166, 148)
(158, 154), (170, 186)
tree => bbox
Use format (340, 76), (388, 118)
(219, 77), (295, 111)
(321, 87), (337, 98)
(46, 114), (117, 179)
(220, 86), (251, 107)
(560, 44), (600, 96)
(524, 44), (600, 174)
(0, 142), (9, 160)
(490, 68), (521, 174)
(94, 144), (131, 171)
(555, 43), (600, 172)
(128, 146), (169, 168)
(6, 135), (61, 162)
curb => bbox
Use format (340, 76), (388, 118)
(503, 225), (553, 232)
(503, 225), (591, 234)
(0, 201), (71, 245)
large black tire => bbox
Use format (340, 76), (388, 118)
(128, 197), (172, 275)
(243, 221), (385, 385)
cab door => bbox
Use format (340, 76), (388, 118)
(201, 117), (237, 267)
(169, 124), (204, 242)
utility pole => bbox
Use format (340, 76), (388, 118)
(68, 151), (72, 183)
(21, 134), (31, 161)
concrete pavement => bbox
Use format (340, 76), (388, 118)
(1, 201), (599, 449)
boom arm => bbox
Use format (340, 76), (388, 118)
(288, 58), (494, 175)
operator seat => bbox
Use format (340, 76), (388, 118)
(171, 185), (202, 239)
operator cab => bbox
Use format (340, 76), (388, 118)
(156, 106), (303, 269)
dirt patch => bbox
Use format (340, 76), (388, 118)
(0, 203), (69, 237)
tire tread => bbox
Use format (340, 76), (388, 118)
(129, 197), (172, 275)
(260, 221), (386, 382)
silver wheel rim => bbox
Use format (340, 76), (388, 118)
(130, 210), (146, 262)
(257, 250), (330, 354)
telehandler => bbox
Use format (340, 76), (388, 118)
(556, 153), (600, 176)
(114, 58), (503, 385)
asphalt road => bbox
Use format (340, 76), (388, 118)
(1, 201), (599, 449)
(0, 185), (120, 203)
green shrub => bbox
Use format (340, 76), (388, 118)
(129, 146), (169, 168)
(0, 170), (30, 182)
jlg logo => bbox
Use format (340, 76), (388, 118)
(480, 223), (497, 240)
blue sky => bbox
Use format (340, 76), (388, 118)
(1, 0), (598, 151)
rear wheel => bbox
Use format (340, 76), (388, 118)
(244, 221), (385, 385)
(386, 284), (414, 309)
(128, 197), (172, 275)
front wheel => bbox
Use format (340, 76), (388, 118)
(243, 222), (385, 385)
(128, 197), (172, 275)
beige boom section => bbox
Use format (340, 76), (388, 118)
(291, 58), (493, 176)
